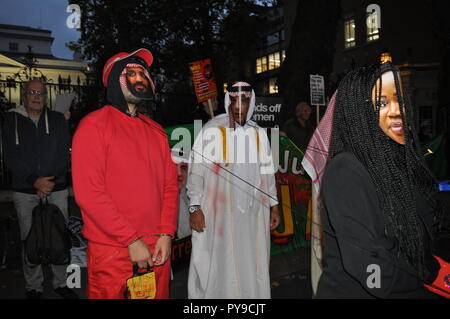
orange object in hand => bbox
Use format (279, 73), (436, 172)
(124, 264), (156, 299)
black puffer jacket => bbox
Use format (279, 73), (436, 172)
(2, 106), (70, 194)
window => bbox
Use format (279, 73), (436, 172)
(9, 42), (18, 51)
(256, 56), (268, 74)
(367, 11), (380, 42)
(269, 78), (278, 94)
(261, 57), (267, 73)
(256, 58), (262, 74)
(256, 51), (285, 74)
(344, 19), (356, 48)
(266, 32), (280, 47)
(268, 52), (281, 70)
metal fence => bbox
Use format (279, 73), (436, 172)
(0, 77), (98, 111)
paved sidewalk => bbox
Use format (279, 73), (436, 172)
(0, 197), (312, 299)
(170, 247), (311, 299)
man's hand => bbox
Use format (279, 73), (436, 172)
(190, 209), (206, 233)
(34, 176), (55, 196)
(152, 236), (172, 266)
(64, 111), (71, 121)
(128, 239), (153, 269)
(270, 205), (281, 231)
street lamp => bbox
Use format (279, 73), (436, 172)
(380, 51), (392, 64)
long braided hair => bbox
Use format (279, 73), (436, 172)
(329, 62), (442, 280)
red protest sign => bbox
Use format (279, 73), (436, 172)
(189, 59), (218, 103)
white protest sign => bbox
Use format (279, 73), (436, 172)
(309, 74), (325, 106)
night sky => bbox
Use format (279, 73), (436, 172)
(0, 0), (81, 60)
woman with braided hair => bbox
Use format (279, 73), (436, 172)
(316, 62), (450, 298)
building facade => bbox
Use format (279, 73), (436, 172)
(333, 0), (441, 134)
(0, 24), (88, 110)
(253, 5), (287, 96)
(244, 1), (441, 133)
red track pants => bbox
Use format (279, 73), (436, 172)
(86, 239), (171, 299)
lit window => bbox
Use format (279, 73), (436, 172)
(344, 19), (356, 48)
(367, 11), (380, 42)
(256, 58), (262, 74)
(269, 78), (278, 94)
(261, 56), (268, 72)
(268, 52), (281, 70)
(9, 42), (18, 51)
(256, 56), (268, 74)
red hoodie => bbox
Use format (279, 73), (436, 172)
(71, 105), (178, 247)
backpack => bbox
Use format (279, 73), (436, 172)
(25, 198), (71, 265)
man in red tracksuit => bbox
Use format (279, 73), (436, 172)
(71, 48), (178, 299)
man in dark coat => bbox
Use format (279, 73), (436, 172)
(2, 78), (76, 299)
(282, 102), (314, 151)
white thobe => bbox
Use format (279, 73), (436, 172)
(187, 115), (278, 299)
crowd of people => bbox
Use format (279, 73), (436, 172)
(1, 47), (448, 299)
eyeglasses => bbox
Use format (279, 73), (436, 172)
(25, 90), (47, 96)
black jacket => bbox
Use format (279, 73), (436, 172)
(316, 150), (440, 299)
(282, 118), (314, 151)
(2, 106), (70, 194)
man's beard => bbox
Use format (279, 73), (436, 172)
(127, 78), (149, 98)
(121, 84), (142, 104)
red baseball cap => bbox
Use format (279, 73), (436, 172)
(102, 48), (153, 87)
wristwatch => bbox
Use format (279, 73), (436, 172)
(189, 205), (201, 214)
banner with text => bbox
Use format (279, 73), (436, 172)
(252, 96), (283, 128)
(309, 74), (325, 106)
(189, 59), (218, 103)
